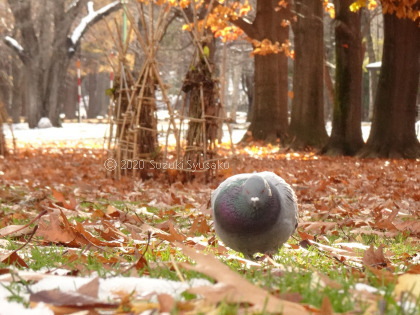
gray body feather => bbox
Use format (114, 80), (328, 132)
(211, 172), (298, 258)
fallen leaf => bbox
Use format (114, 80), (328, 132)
(362, 245), (391, 269)
(394, 274), (420, 299)
(36, 211), (77, 244)
(179, 244), (309, 314)
(77, 277), (100, 298)
(320, 296), (334, 315)
(0, 251), (28, 268)
(157, 293), (175, 312)
(30, 288), (116, 312)
(0, 224), (33, 237)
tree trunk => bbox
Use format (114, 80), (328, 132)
(241, 71), (253, 122)
(0, 103), (8, 156)
(321, 0), (364, 156)
(288, 0), (328, 149)
(359, 13), (420, 158)
(11, 57), (24, 123)
(240, 0), (290, 143)
(5, 0), (121, 128)
(25, 64), (43, 128)
(248, 53), (286, 142)
(362, 8), (378, 121)
(47, 58), (70, 126)
(63, 74), (78, 120)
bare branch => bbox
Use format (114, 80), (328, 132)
(211, 1), (257, 39)
(7, 0), (39, 58)
(4, 36), (24, 54)
(70, 1), (122, 47)
(229, 17), (256, 39)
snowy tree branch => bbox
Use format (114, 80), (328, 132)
(4, 36), (25, 60)
(70, 1), (122, 47)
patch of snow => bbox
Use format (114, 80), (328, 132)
(0, 273), (211, 313)
(3, 114), (419, 146)
(28, 275), (211, 301)
(0, 300), (53, 315)
(37, 117), (53, 129)
(366, 61), (382, 69)
(325, 121), (374, 142)
(334, 242), (370, 250)
(4, 36), (24, 53)
(4, 123), (111, 142)
(353, 283), (380, 294)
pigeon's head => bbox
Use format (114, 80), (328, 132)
(242, 174), (272, 210)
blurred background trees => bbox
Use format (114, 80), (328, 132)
(0, 0), (418, 157)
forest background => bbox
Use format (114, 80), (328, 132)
(0, 1), (419, 314)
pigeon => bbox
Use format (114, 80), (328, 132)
(211, 172), (298, 259)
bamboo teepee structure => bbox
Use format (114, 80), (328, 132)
(107, 1), (233, 180)
(107, 2), (179, 179)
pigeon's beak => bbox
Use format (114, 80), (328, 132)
(250, 197), (259, 208)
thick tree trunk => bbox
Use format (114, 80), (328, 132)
(288, 0), (328, 149)
(321, 0), (364, 156)
(6, 0), (121, 128)
(359, 14), (420, 158)
(11, 58), (24, 123)
(25, 65), (43, 128)
(248, 52), (287, 142)
(241, 0), (290, 143)
(47, 59), (70, 126)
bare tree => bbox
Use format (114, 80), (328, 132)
(4, 0), (121, 127)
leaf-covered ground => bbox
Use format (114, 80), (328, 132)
(0, 140), (419, 314)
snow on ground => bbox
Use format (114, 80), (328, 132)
(3, 112), (420, 146)
(0, 271), (211, 314)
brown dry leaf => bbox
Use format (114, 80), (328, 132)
(179, 244), (309, 314)
(36, 211), (77, 244)
(95, 221), (127, 242)
(133, 255), (148, 270)
(0, 251), (28, 268)
(74, 222), (122, 247)
(190, 217), (211, 235)
(362, 245), (391, 269)
(51, 189), (66, 204)
(30, 288), (116, 311)
(393, 274), (420, 299)
(365, 265), (396, 285)
(51, 189), (76, 210)
(77, 277), (100, 298)
(394, 220), (420, 236)
(374, 208), (399, 231)
(407, 264), (420, 274)
(300, 222), (337, 234)
(297, 230), (315, 241)
(0, 224), (33, 237)
(300, 239), (361, 261)
(317, 272), (343, 290)
(320, 296), (334, 315)
(157, 293), (175, 312)
(130, 301), (160, 314)
(155, 221), (186, 242)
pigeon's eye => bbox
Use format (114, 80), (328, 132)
(245, 190), (250, 195)
(261, 189), (265, 194)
